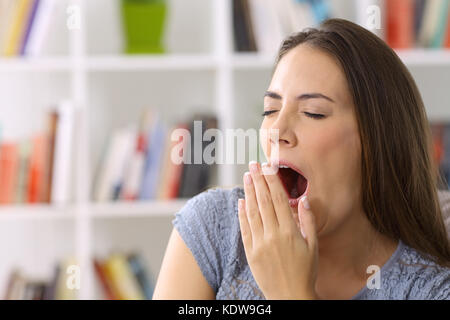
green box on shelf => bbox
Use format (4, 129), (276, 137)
(121, 0), (167, 54)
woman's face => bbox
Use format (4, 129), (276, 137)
(260, 44), (362, 237)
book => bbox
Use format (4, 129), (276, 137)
(93, 258), (117, 300)
(159, 122), (189, 199)
(19, 0), (40, 55)
(139, 115), (167, 200)
(23, 0), (57, 56)
(248, 0), (284, 56)
(103, 253), (145, 300)
(430, 0), (450, 48)
(418, 0), (445, 47)
(127, 253), (154, 300)
(51, 101), (75, 204)
(0, 143), (19, 204)
(27, 133), (47, 203)
(41, 110), (58, 203)
(178, 114), (218, 198)
(55, 256), (78, 300)
(0, 0), (16, 54)
(3, 0), (34, 56)
(15, 140), (31, 204)
(233, 0), (255, 52)
(120, 110), (153, 201)
(94, 126), (136, 202)
(446, 8), (450, 48)
(386, 0), (414, 48)
(3, 269), (26, 299)
(42, 264), (60, 300)
(414, 0), (427, 45)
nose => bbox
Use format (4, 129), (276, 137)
(269, 111), (297, 148)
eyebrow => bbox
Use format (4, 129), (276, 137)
(264, 91), (335, 103)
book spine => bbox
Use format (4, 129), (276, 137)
(42, 110), (58, 203)
(15, 140), (31, 204)
(51, 101), (75, 204)
(430, 0), (450, 48)
(446, 9), (450, 48)
(0, 143), (19, 204)
(24, 0), (56, 56)
(127, 254), (154, 300)
(4, 0), (33, 56)
(27, 134), (46, 203)
(20, 0), (40, 55)
(93, 259), (116, 300)
(386, 0), (414, 49)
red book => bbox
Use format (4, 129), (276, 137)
(164, 123), (189, 199)
(27, 134), (47, 203)
(0, 143), (19, 204)
(386, 0), (414, 49)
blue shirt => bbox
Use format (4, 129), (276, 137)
(172, 187), (450, 299)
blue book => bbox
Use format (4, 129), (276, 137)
(139, 116), (167, 200)
(414, 0), (426, 43)
(431, 0), (450, 48)
(127, 253), (154, 300)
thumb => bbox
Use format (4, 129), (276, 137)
(299, 195), (317, 251)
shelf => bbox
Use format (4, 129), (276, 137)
(0, 204), (75, 220)
(1, 50), (449, 73)
(231, 49), (450, 69)
(232, 53), (277, 70)
(0, 56), (73, 72)
(90, 199), (188, 218)
(395, 49), (450, 66)
(0, 200), (188, 220)
(86, 54), (218, 71)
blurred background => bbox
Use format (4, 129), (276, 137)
(0, 0), (449, 299)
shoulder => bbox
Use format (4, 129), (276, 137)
(171, 187), (245, 279)
(386, 243), (450, 300)
(174, 186), (244, 226)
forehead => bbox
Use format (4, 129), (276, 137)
(270, 44), (351, 104)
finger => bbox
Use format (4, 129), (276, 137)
(249, 161), (278, 232)
(299, 196), (318, 252)
(238, 199), (252, 251)
(261, 162), (297, 233)
(243, 171), (264, 241)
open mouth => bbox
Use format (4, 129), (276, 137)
(277, 164), (308, 208)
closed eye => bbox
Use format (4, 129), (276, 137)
(304, 112), (325, 119)
(261, 110), (278, 117)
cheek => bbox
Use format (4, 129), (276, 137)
(259, 121), (271, 159)
(306, 121), (360, 169)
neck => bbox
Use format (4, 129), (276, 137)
(316, 211), (398, 280)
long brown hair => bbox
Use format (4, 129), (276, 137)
(274, 18), (450, 267)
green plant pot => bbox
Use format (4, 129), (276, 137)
(121, 0), (167, 54)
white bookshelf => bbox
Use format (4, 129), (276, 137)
(0, 0), (449, 300)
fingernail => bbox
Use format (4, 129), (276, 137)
(249, 161), (258, 174)
(261, 162), (272, 175)
(244, 172), (252, 185)
(301, 195), (310, 210)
